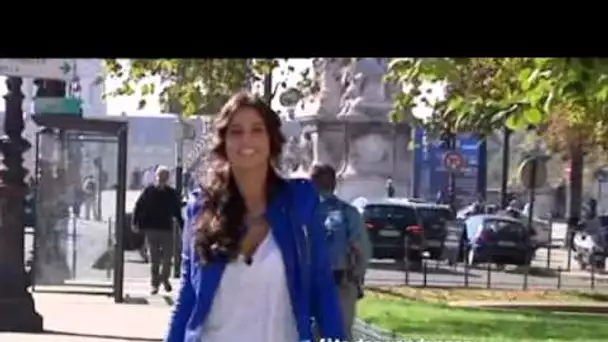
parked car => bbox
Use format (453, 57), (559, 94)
(361, 198), (454, 265)
(456, 214), (537, 268)
(499, 207), (553, 247)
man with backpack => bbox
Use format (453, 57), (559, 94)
(132, 166), (184, 295)
(310, 164), (371, 341)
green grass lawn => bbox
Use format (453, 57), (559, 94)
(358, 297), (608, 342)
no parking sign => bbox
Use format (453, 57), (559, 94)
(443, 151), (466, 172)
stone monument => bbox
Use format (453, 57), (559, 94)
(293, 58), (412, 201)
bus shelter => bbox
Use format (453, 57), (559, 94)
(30, 114), (128, 303)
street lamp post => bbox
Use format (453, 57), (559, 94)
(0, 77), (43, 331)
(500, 127), (512, 208)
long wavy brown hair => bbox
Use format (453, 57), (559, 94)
(194, 91), (286, 263)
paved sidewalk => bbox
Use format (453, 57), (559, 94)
(0, 292), (172, 342)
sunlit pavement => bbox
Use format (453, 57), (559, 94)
(1, 291), (169, 342)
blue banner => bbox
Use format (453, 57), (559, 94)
(412, 128), (487, 208)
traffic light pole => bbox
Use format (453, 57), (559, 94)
(446, 132), (457, 211)
(0, 77), (43, 332)
(442, 130), (456, 210)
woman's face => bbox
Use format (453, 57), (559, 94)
(224, 107), (271, 171)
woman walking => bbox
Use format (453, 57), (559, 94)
(165, 92), (344, 342)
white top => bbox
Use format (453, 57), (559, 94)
(201, 234), (299, 342)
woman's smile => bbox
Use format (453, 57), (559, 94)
(238, 148), (256, 157)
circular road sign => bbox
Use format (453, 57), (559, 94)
(443, 151), (466, 172)
(594, 165), (608, 183)
(518, 156), (548, 190)
(279, 88), (303, 107)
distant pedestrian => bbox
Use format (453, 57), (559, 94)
(130, 167), (143, 190)
(311, 163), (371, 341)
(72, 185), (84, 218)
(82, 176), (97, 220)
(132, 166), (184, 295)
(386, 177), (395, 198)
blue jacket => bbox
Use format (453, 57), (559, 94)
(165, 178), (345, 342)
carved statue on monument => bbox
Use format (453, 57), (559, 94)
(293, 58), (412, 200)
(282, 131), (314, 175)
(283, 136), (300, 173)
(299, 58), (345, 116)
(299, 132), (314, 171)
(338, 58), (393, 120)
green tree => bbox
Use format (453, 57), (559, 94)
(386, 57), (608, 220)
(385, 58), (608, 144)
(102, 59), (306, 116)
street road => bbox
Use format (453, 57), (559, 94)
(25, 191), (608, 293)
(365, 222), (608, 291)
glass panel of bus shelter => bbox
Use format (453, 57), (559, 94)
(32, 131), (119, 291)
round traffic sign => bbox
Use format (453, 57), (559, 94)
(594, 165), (608, 183)
(443, 151), (465, 171)
(518, 156), (548, 189)
(279, 88), (303, 107)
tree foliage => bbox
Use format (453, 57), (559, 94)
(102, 59), (307, 116)
(385, 58), (608, 152)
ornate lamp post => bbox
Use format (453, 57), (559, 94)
(0, 77), (43, 331)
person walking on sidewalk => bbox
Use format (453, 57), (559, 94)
(133, 166), (184, 295)
(166, 92), (344, 342)
(310, 163), (371, 342)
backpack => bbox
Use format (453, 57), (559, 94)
(83, 178), (96, 194)
(286, 180), (356, 278)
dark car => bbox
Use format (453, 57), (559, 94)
(460, 214), (536, 267)
(362, 198), (454, 264)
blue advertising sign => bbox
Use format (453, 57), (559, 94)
(412, 128), (487, 208)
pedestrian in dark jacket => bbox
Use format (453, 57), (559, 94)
(132, 165), (184, 294)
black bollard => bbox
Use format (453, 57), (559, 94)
(422, 261), (428, 287)
(591, 262), (596, 290)
(463, 246), (470, 288)
(523, 251), (530, 291)
(546, 218), (553, 269)
(566, 244), (573, 271)
(486, 263), (492, 289)
(404, 236), (410, 286)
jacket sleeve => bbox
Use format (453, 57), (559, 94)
(165, 195), (198, 342)
(304, 183), (346, 340)
(132, 186), (150, 226)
